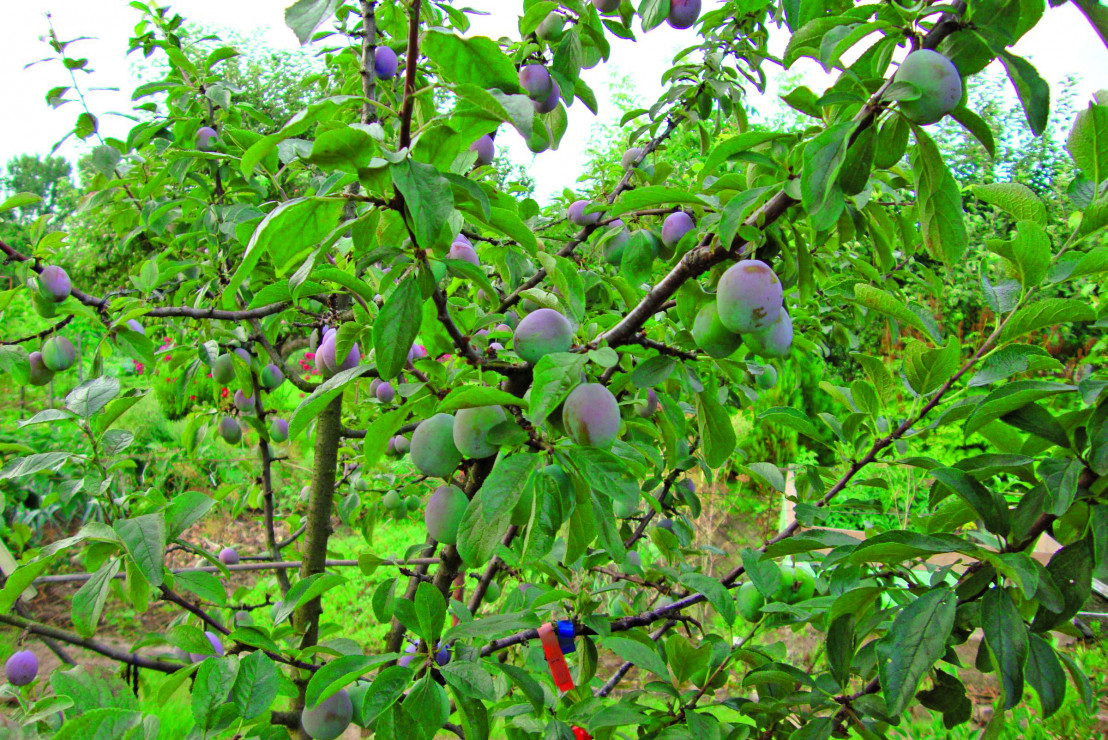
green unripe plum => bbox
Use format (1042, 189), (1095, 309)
(894, 50), (962, 126)
(211, 353), (235, 384)
(453, 406), (507, 459)
(260, 363), (285, 390)
(484, 579), (502, 602)
(218, 417), (242, 444)
(36, 265), (71, 303)
(347, 681), (371, 727)
(621, 550), (642, 574)
(536, 12), (565, 42)
(41, 336), (76, 371)
(411, 413), (463, 477)
(774, 565), (796, 603)
(745, 311), (793, 359)
(755, 365), (778, 390)
(234, 610), (253, 627)
(692, 301), (744, 358)
(793, 565), (815, 602)
(269, 417), (289, 443)
(27, 351), (54, 387)
(602, 221), (630, 265)
(301, 688), (352, 740)
(425, 484), (468, 544)
(405, 495), (419, 512)
(31, 291), (57, 319)
(716, 260), (783, 334)
(382, 490), (401, 510)
(737, 581), (765, 622)
(563, 383), (620, 448)
(514, 308), (573, 364)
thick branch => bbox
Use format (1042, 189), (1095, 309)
(398, 0), (423, 150)
(253, 374), (291, 594)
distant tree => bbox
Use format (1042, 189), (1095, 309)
(0, 154), (75, 223)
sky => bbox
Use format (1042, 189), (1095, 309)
(2, 0), (1106, 203)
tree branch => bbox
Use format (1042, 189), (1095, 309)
(398, 0), (423, 150)
(0, 613), (180, 674)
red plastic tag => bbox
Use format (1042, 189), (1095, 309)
(572, 727), (593, 740)
(538, 622), (574, 692)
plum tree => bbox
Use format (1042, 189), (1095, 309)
(196, 126), (218, 150)
(563, 384), (620, 448)
(470, 134), (495, 166)
(210, 353), (235, 384)
(269, 417), (289, 442)
(533, 79), (561, 114)
(513, 308), (573, 363)
(218, 416), (242, 444)
(301, 688), (353, 740)
(536, 12), (565, 42)
(745, 311), (793, 358)
(661, 211), (695, 248)
(260, 363), (284, 390)
(40, 336), (76, 372)
(425, 484), (468, 544)
(568, 199), (601, 226)
(374, 46), (398, 79)
(27, 352), (54, 387)
(692, 300), (744, 358)
(894, 49), (962, 125)
(447, 240), (480, 265)
(518, 64), (552, 100)
(375, 381), (395, 403)
(667, 0), (701, 29)
(233, 389), (254, 412)
(634, 388), (659, 417)
(4, 650), (37, 686)
(218, 547), (239, 565)
(410, 413), (462, 477)
(716, 259), (783, 333)
(36, 265), (71, 303)
(453, 406), (507, 458)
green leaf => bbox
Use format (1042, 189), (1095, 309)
(404, 676), (449, 739)
(1025, 633), (1066, 718)
(631, 355), (675, 387)
(440, 662), (496, 701)
(603, 636), (669, 680)
(287, 365), (372, 440)
(391, 159), (455, 249)
(528, 352), (587, 425)
(231, 651), (277, 720)
(875, 588), (957, 715)
(988, 221), (1051, 288)
(1067, 100), (1108, 184)
(999, 51), (1050, 136)
(931, 467), (1010, 537)
(696, 386), (737, 467)
(0, 452), (72, 480)
(700, 132), (787, 181)
(192, 656), (239, 729)
(375, 277), (422, 381)
(1001, 298), (1096, 341)
(854, 284), (939, 342)
(274, 572), (346, 624)
(968, 344), (1063, 387)
(454, 85), (535, 140)
(284, 0), (338, 44)
(53, 708), (142, 740)
(801, 122), (852, 225)
(607, 187), (708, 217)
(175, 571), (226, 607)
(904, 339), (960, 396)
(415, 581), (447, 646)
(113, 514), (166, 587)
(438, 386), (526, 413)
(358, 665), (413, 726)
(973, 183), (1047, 225)
(422, 29), (522, 94)
(1032, 538), (1093, 632)
(457, 454), (541, 566)
(305, 654), (381, 709)
(982, 587), (1028, 709)
(66, 377), (120, 418)
(852, 352), (896, 404)
(950, 104), (997, 158)
(166, 491), (214, 540)
(0, 192), (43, 213)
(223, 197), (345, 308)
(679, 573), (735, 626)
(72, 558), (121, 637)
(965, 380), (1076, 438)
(308, 124), (377, 172)
(912, 127), (968, 266)
(849, 530), (979, 564)
(639, 0), (672, 31)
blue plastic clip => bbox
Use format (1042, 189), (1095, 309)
(556, 620), (576, 654)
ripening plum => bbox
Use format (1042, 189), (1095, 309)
(389, 435), (410, 456)
(407, 343), (427, 365)
(411, 413), (462, 477)
(27, 352), (54, 387)
(375, 381), (395, 403)
(563, 383), (620, 448)
(471, 135), (495, 166)
(519, 64), (553, 101)
(534, 80), (561, 114)
(233, 389), (255, 413)
(716, 260), (783, 334)
(448, 241), (480, 266)
(667, 0), (701, 29)
(453, 406), (507, 458)
(234, 610), (253, 627)
(189, 631), (225, 662)
(737, 582), (764, 622)
(894, 50), (962, 125)
(234, 347), (252, 365)
(536, 12), (566, 42)
(745, 311), (793, 358)
(269, 417), (289, 442)
(218, 416), (242, 444)
(211, 353), (235, 384)
(41, 336), (76, 372)
(634, 388), (658, 417)
(5, 650), (37, 686)
(425, 484), (468, 544)
(260, 363), (284, 390)
(36, 265), (71, 303)
(315, 331), (360, 376)
(196, 126), (218, 151)
(621, 147), (643, 169)
(398, 642), (418, 668)
(513, 308), (573, 364)
(756, 365), (778, 390)
(125, 319), (145, 335)
(302, 688), (353, 740)
(435, 643), (451, 666)
(375, 46), (399, 79)
(568, 200), (601, 226)
(489, 341), (504, 351)
(661, 211), (695, 249)
(593, 0), (621, 12)
(692, 300), (744, 358)
(622, 550), (642, 574)
(657, 518), (676, 534)
(218, 547), (239, 565)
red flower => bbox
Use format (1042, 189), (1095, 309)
(221, 387), (229, 398)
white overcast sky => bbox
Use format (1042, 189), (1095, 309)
(2, 1), (1106, 203)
